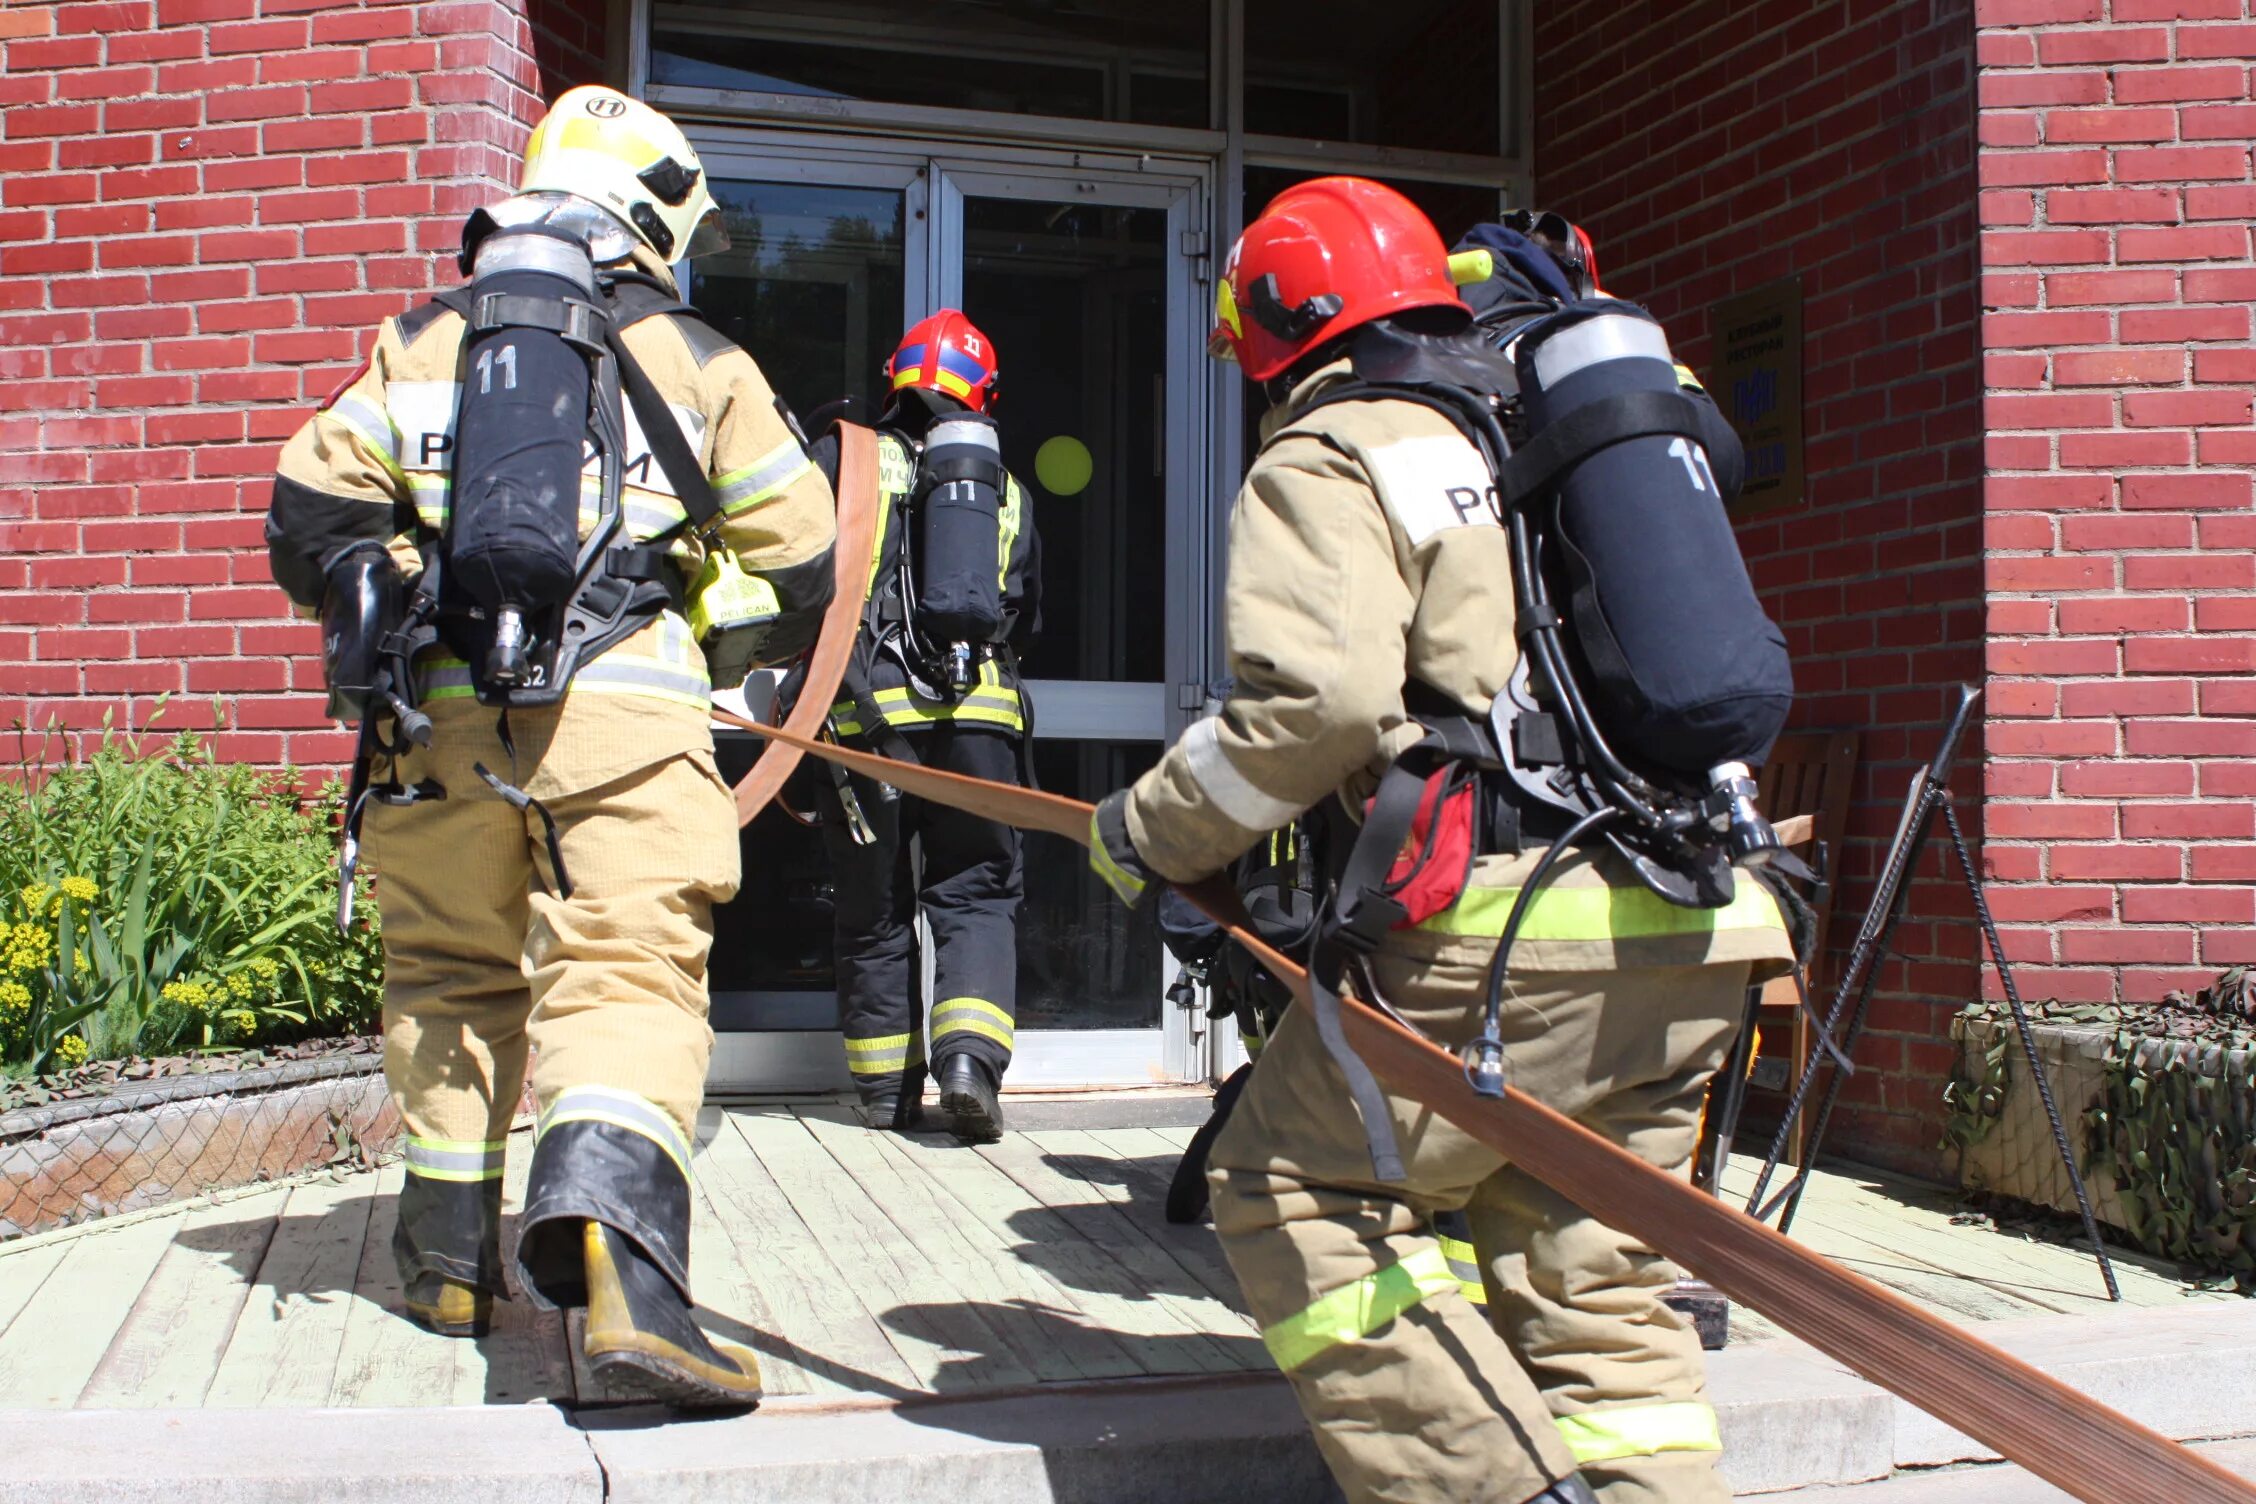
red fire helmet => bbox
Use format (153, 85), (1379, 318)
(885, 308), (1000, 413)
(1209, 177), (1467, 382)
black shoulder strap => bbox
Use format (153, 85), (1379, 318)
(607, 326), (722, 539)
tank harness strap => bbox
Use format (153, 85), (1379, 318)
(608, 324), (722, 543)
(1494, 386), (1708, 507)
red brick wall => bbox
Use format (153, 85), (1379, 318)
(1978, 0), (2256, 1006)
(0, 0), (605, 765)
(1535, 0), (1983, 1175)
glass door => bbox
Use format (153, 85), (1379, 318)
(685, 136), (1211, 1092)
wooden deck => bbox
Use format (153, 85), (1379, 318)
(0, 1100), (2234, 1411)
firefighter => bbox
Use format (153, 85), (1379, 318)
(266, 86), (836, 1407)
(805, 311), (1038, 1142)
(1085, 178), (1794, 1504)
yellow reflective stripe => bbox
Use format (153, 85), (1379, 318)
(1555, 1401), (1722, 1465)
(997, 474), (1024, 586)
(326, 396), (405, 484)
(1263, 1246), (1458, 1373)
(1419, 877), (1785, 942)
(1436, 1233), (1487, 1306)
(844, 1032), (918, 1075)
(536, 1085), (692, 1182)
(931, 997), (1014, 1050)
(401, 1135), (507, 1183)
(713, 438), (813, 515)
(1088, 810), (1146, 904)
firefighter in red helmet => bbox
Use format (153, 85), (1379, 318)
(800, 309), (1040, 1142)
(1086, 177), (1789, 1504)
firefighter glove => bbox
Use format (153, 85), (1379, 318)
(1090, 790), (1154, 909)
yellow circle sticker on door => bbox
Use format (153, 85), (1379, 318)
(1035, 435), (1093, 497)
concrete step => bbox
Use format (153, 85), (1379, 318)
(1, 1304), (2251, 1502)
(1760, 1438), (2256, 1501)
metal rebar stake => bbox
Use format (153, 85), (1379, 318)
(1942, 796), (2120, 1301)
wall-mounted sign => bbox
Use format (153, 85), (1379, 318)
(1712, 277), (1805, 515)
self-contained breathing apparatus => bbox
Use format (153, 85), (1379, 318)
(323, 194), (777, 929)
(1285, 291), (1810, 1176)
(869, 401), (1013, 704)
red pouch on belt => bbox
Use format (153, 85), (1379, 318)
(1374, 767), (1479, 928)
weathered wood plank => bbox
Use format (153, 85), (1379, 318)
(798, 1107), (1142, 1382)
(1015, 1127), (1256, 1318)
(1721, 1157), (2211, 1314)
(0, 1242), (67, 1348)
(675, 1109), (808, 1399)
(695, 1108), (918, 1400)
(733, 1107), (1036, 1394)
(0, 1209), (184, 1407)
(205, 1172), (377, 1407)
(883, 1122), (1253, 1375)
(78, 1189), (285, 1409)
(330, 1163), (463, 1407)
(979, 1129), (1261, 1348)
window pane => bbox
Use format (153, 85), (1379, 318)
(687, 180), (906, 420)
(961, 196), (1170, 686)
(1017, 740), (1163, 1030)
(1243, 0), (1498, 151)
(652, 1), (1211, 129)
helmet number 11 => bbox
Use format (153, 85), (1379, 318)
(476, 343), (519, 394)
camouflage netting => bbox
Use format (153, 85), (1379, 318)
(1945, 969), (2256, 1289)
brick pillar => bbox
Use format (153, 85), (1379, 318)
(0, 0), (602, 767)
(1979, 0), (2256, 1006)
(1537, 0), (1983, 1176)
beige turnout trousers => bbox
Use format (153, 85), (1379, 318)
(366, 692), (740, 1194)
(1209, 948), (1748, 1504)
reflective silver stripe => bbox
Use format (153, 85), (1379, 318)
(471, 228), (595, 292)
(1179, 717), (1301, 831)
(326, 393), (398, 467)
(1531, 312), (1673, 389)
(927, 414), (1000, 453)
(537, 1085), (691, 1180)
(714, 438), (812, 514)
(844, 1033), (917, 1075)
(419, 656), (475, 700)
(402, 1136), (507, 1183)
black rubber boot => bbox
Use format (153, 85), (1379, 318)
(403, 1272), (494, 1337)
(865, 1067), (928, 1132)
(395, 1172), (502, 1338)
(935, 1053), (1004, 1144)
(1523, 1477), (1600, 1504)
(581, 1220), (763, 1409)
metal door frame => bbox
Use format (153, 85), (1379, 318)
(687, 129), (1216, 1091)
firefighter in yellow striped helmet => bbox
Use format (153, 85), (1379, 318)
(267, 84), (836, 1408)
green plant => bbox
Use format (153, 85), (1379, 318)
(0, 701), (382, 1066)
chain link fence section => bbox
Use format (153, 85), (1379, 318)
(0, 1040), (400, 1240)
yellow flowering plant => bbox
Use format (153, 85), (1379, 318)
(0, 702), (382, 1072)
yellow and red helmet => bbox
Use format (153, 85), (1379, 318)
(1209, 177), (1468, 382)
(885, 309), (1000, 413)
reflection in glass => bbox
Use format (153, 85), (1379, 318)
(653, 1), (1210, 129)
(688, 181), (906, 420)
(1017, 740), (1163, 1030)
(962, 197), (1168, 686)
(1244, 0), (1498, 151)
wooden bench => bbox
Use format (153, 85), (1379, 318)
(1751, 729), (1860, 1163)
